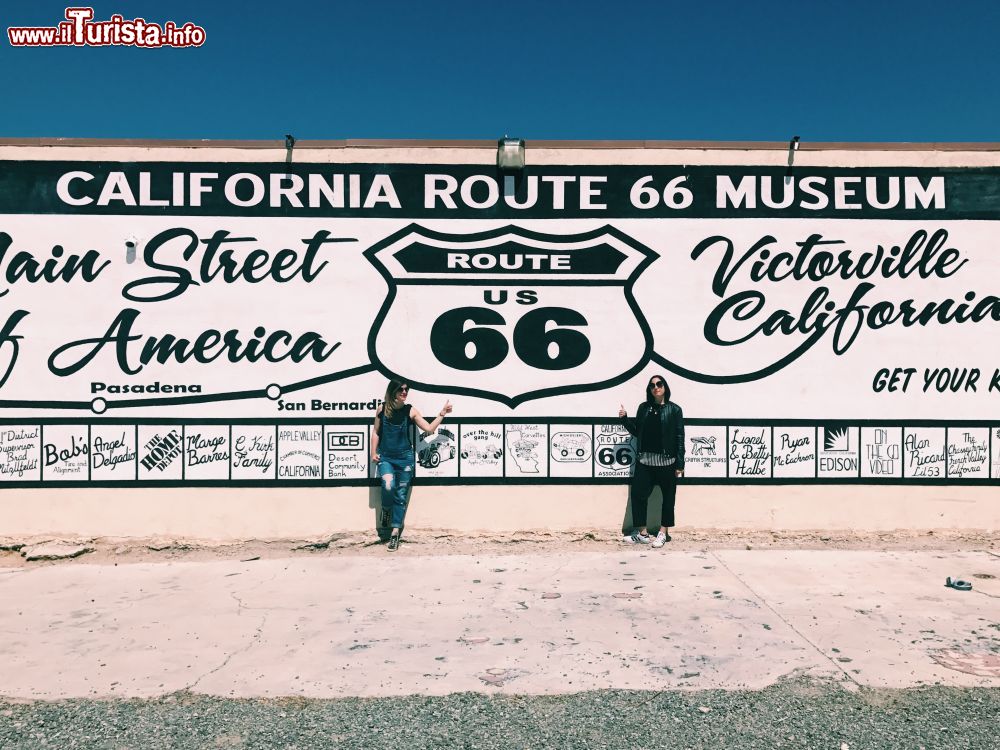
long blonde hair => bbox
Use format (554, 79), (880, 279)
(382, 379), (408, 420)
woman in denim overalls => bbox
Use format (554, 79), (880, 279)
(371, 380), (452, 551)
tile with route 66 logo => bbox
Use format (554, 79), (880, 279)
(593, 423), (635, 478)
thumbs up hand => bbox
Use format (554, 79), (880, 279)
(618, 404), (626, 418)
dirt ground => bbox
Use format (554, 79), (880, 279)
(1, 528), (996, 567)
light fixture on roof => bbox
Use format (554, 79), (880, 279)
(787, 135), (800, 164)
(497, 136), (525, 171)
(786, 135), (801, 180)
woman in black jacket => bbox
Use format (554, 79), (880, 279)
(618, 375), (685, 548)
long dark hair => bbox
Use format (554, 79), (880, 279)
(645, 374), (671, 404)
(382, 379), (408, 420)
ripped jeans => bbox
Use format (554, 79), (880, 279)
(377, 451), (414, 529)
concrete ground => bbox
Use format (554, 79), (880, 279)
(1, 543), (998, 701)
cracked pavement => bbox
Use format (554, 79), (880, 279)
(0, 548), (997, 699)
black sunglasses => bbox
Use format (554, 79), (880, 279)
(649, 380), (665, 388)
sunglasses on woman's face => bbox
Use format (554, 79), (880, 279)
(650, 381), (665, 388)
(397, 387), (409, 395)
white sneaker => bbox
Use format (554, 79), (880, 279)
(622, 532), (651, 545)
(651, 531), (667, 548)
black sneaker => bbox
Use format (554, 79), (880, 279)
(387, 533), (400, 551)
(379, 509), (391, 528)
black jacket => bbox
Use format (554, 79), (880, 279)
(622, 401), (685, 470)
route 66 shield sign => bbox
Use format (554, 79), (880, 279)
(364, 224), (658, 406)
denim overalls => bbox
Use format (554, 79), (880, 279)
(377, 406), (414, 529)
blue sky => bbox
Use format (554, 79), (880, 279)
(2, 0), (998, 141)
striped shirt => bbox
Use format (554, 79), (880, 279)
(638, 452), (676, 467)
